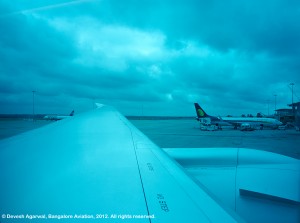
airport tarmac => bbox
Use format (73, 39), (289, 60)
(0, 118), (299, 159)
(130, 119), (300, 160)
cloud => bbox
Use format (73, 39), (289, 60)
(0, 0), (299, 115)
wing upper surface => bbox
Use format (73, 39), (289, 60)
(0, 107), (149, 221)
(0, 105), (242, 222)
(164, 148), (300, 223)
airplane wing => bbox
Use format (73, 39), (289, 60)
(164, 148), (300, 223)
(0, 105), (243, 222)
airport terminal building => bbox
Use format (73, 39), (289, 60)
(275, 102), (300, 127)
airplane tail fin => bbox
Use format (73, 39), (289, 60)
(69, 110), (75, 116)
(194, 103), (210, 118)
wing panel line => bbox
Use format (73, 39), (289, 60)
(122, 115), (152, 223)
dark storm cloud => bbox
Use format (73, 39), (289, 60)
(0, 0), (299, 115)
(96, 0), (300, 55)
(0, 14), (75, 86)
(84, 0), (300, 113)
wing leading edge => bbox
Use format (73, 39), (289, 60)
(0, 105), (243, 222)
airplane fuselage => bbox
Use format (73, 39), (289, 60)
(222, 117), (283, 129)
(194, 103), (283, 130)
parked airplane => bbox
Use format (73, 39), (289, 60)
(194, 103), (283, 129)
(194, 103), (230, 129)
(43, 110), (74, 121)
(0, 105), (299, 223)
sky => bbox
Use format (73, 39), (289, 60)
(0, 0), (300, 116)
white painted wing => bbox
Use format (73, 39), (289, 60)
(165, 148), (300, 223)
(0, 105), (243, 222)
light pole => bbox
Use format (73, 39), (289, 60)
(32, 91), (36, 122)
(267, 99), (270, 116)
(290, 83), (294, 105)
(274, 94), (277, 112)
(290, 83), (295, 115)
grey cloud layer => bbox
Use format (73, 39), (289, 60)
(0, 0), (299, 115)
